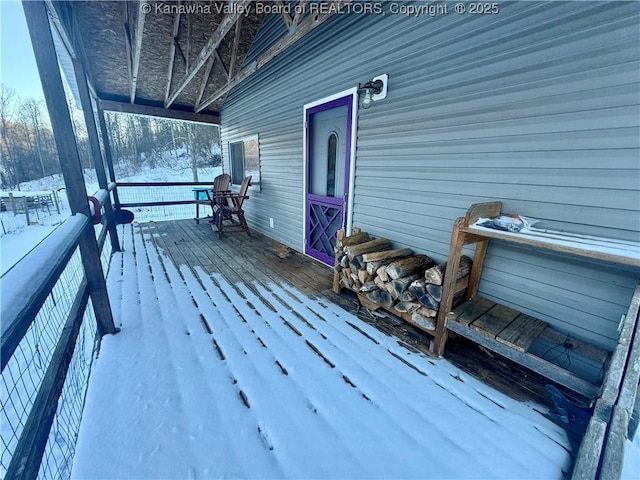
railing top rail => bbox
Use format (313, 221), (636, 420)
(116, 181), (214, 187)
(1, 213), (90, 371)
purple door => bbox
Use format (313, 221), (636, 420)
(305, 95), (353, 266)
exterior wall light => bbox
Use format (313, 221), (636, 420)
(358, 74), (388, 109)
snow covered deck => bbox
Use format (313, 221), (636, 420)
(72, 221), (573, 479)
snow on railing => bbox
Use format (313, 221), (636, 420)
(0, 191), (115, 480)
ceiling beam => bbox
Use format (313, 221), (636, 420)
(165, 0), (252, 108)
(123, 3), (133, 100)
(274, 0), (293, 29)
(215, 49), (229, 78)
(195, 56), (215, 107)
(293, 0), (309, 26)
(163, 2), (182, 104)
(129, 1), (146, 103)
(228, 16), (243, 81)
(196, 1), (351, 112)
(99, 99), (219, 124)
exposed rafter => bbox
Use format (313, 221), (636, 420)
(163, 2), (182, 104)
(195, 56), (215, 106)
(129, 1), (146, 103)
(215, 49), (229, 78)
(164, 0), (252, 109)
(274, 0), (293, 29)
(196, 1), (351, 112)
(228, 16), (243, 81)
(293, 0), (309, 26)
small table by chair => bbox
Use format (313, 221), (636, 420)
(193, 187), (213, 224)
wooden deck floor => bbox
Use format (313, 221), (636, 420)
(144, 218), (578, 409)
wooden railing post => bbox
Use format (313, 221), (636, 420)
(72, 57), (120, 252)
(22, 0), (117, 337)
(97, 107), (122, 212)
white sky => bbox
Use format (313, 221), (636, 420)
(0, 1), (45, 101)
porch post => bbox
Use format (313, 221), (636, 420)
(96, 107), (122, 212)
(72, 58), (121, 252)
(22, 0), (117, 336)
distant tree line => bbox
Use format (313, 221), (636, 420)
(0, 83), (221, 189)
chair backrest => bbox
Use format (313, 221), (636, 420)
(234, 176), (252, 210)
(213, 173), (231, 193)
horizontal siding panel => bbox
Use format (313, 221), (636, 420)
(222, 1), (640, 350)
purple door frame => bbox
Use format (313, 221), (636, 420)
(304, 94), (354, 266)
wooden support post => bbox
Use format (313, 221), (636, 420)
(52, 190), (60, 214)
(9, 192), (16, 215)
(23, 197), (30, 225)
(22, 0), (117, 336)
(73, 58), (120, 253)
(432, 217), (466, 356)
(333, 229), (345, 293)
(96, 107), (121, 212)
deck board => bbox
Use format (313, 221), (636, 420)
(141, 220), (576, 407)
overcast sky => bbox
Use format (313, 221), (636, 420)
(1, 1), (45, 101)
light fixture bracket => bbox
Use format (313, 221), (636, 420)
(357, 73), (388, 108)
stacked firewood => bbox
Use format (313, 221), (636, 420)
(334, 230), (472, 331)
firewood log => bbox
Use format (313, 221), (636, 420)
(362, 248), (412, 263)
(350, 264), (358, 275)
(398, 290), (417, 302)
(394, 301), (420, 314)
(350, 255), (365, 270)
(344, 238), (391, 259)
(418, 294), (439, 310)
(339, 231), (370, 248)
(374, 275), (386, 290)
(366, 289), (381, 303)
(426, 283), (442, 302)
(409, 279), (427, 298)
(376, 265), (389, 282)
(366, 262), (377, 276)
(339, 254), (350, 268)
(424, 255), (472, 286)
(360, 281), (378, 292)
(390, 274), (420, 297)
(358, 269), (372, 284)
(386, 255), (435, 280)
(379, 290), (395, 308)
(411, 310), (436, 331)
(353, 279), (363, 290)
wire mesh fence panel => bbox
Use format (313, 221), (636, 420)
(0, 248), (85, 478)
(117, 184), (210, 223)
(37, 299), (98, 480)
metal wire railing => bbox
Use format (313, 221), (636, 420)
(1, 188), (117, 480)
(0, 247), (84, 478)
(116, 181), (214, 223)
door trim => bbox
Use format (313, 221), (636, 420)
(302, 87), (358, 263)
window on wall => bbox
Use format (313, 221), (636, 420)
(326, 132), (338, 197)
(229, 136), (260, 189)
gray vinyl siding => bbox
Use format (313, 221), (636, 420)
(221, 1), (640, 351)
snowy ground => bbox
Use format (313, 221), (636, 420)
(72, 223), (576, 479)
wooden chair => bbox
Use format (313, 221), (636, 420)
(212, 176), (252, 238)
(195, 173), (231, 223)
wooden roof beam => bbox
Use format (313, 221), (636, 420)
(228, 16), (243, 80)
(99, 99), (219, 124)
(163, 2), (182, 104)
(215, 49), (229, 78)
(196, 1), (351, 112)
(165, 0), (252, 108)
(129, 0), (146, 103)
(293, 0), (309, 26)
(195, 56), (215, 107)
(274, 0), (293, 29)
